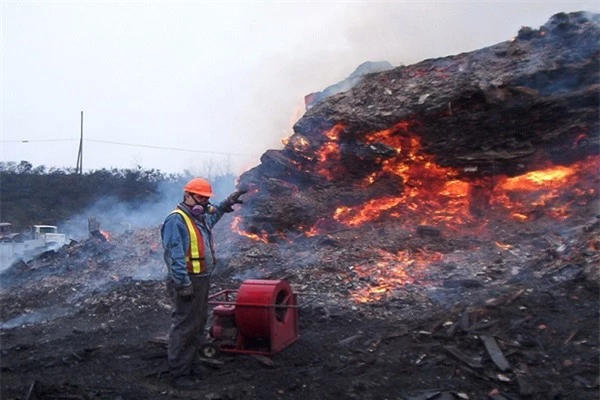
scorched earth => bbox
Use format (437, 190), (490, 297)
(1, 10), (600, 400)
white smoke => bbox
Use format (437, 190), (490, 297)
(60, 175), (237, 241)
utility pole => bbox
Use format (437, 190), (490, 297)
(76, 111), (83, 174)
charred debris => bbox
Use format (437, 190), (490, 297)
(1, 11), (599, 400)
(237, 11), (599, 240)
(2, 8), (599, 343)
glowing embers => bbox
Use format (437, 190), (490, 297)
(231, 216), (269, 244)
(350, 248), (442, 303)
(232, 118), (599, 303)
(368, 123), (475, 229)
(333, 120), (599, 229)
(334, 197), (404, 227)
(334, 123), (478, 231)
(231, 216), (293, 244)
(490, 156), (599, 221)
(99, 230), (112, 241)
(315, 124), (344, 181)
(283, 135), (311, 154)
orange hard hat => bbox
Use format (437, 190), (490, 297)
(184, 178), (214, 197)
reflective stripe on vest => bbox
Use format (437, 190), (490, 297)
(171, 209), (206, 274)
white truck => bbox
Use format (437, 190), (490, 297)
(0, 223), (69, 269)
(30, 225), (67, 249)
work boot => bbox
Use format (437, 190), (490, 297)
(171, 374), (203, 390)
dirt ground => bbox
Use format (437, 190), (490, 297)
(1, 216), (599, 400)
(2, 11), (599, 400)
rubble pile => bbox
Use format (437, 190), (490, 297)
(1, 11), (599, 400)
(0, 228), (165, 324)
(235, 11), (599, 238)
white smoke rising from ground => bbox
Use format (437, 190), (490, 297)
(0, 174), (241, 326)
(61, 176), (236, 241)
(0, 174), (236, 274)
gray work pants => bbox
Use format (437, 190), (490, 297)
(167, 274), (210, 377)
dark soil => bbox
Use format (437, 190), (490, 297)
(1, 223), (598, 400)
(2, 12), (599, 400)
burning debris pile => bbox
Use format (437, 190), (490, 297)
(1, 11), (599, 400)
(228, 11), (599, 302)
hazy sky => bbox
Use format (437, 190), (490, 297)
(2, 1), (599, 176)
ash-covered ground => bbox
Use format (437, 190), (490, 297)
(2, 11), (599, 400)
(1, 206), (598, 400)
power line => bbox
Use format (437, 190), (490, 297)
(85, 139), (256, 157)
(1, 137), (260, 157)
(85, 139), (257, 157)
(1, 139), (77, 143)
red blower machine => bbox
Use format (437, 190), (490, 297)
(201, 279), (299, 357)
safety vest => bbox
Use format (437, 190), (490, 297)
(171, 209), (206, 274)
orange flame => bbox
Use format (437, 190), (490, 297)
(497, 165), (572, 191)
(328, 120), (599, 231)
(301, 225), (320, 237)
(284, 135), (311, 154)
(315, 124), (344, 180)
(490, 158), (598, 221)
(332, 122), (479, 230)
(334, 197), (404, 227)
(100, 230), (112, 241)
(282, 101), (307, 146)
(351, 249), (442, 303)
(241, 119), (598, 303)
(231, 216), (269, 244)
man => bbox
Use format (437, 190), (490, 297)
(161, 177), (245, 389)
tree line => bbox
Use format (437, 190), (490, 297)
(0, 161), (236, 229)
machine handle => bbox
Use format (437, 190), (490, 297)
(209, 301), (301, 309)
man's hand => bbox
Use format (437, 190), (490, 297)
(177, 283), (194, 301)
(221, 189), (247, 213)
